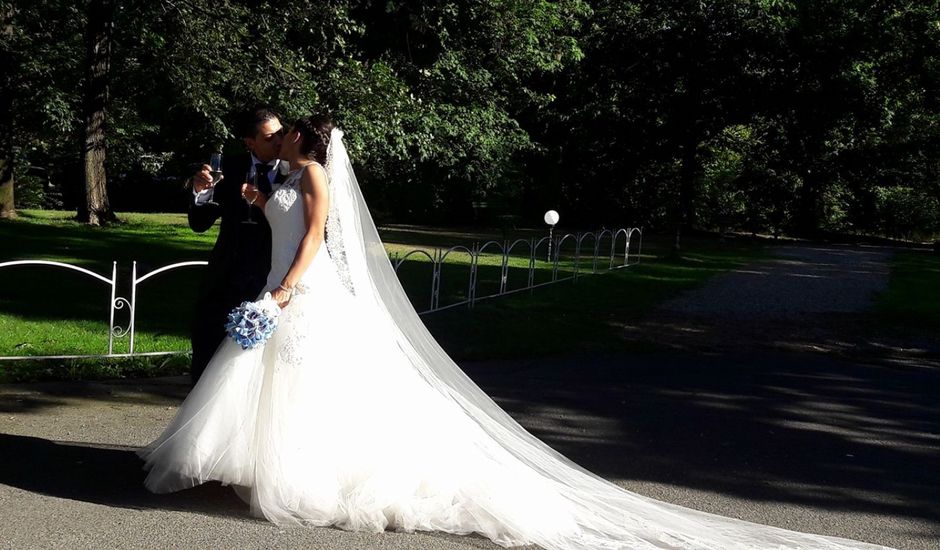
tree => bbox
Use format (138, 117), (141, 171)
(533, 0), (787, 246)
(4, 0), (936, 238)
(3, 0), (590, 224)
(323, 0), (589, 222)
(0, 2), (14, 219)
(528, 0), (938, 242)
(78, 0), (116, 225)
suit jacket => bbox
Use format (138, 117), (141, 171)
(188, 154), (291, 305)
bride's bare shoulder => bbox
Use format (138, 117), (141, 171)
(301, 162), (327, 178)
(299, 162), (328, 193)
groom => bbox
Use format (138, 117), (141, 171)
(187, 106), (289, 384)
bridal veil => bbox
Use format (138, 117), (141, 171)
(324, 128), (889, 550)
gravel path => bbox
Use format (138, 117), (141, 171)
(661, 245), (893, 320)
(632, 245), (939, 362)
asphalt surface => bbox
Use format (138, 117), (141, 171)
(1, 244), (937, 549)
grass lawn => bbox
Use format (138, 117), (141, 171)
(0, 210), (768, 381)
(425, 243), (768, 360)
(873, 249), (940, 332)
(0, 211), (218, 360)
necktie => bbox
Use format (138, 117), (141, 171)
(255, 163), (273, 195)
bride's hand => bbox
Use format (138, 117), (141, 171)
(270, 286), (292, 308)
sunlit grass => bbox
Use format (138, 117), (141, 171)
(1, 210), (768, 378)
(426, 240), (769, 360)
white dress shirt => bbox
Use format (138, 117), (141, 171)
(194, 154), (281, 205)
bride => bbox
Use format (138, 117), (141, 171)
(139, 115), (890, 550)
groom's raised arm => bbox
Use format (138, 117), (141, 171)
(188, 191), (221, 233)
(187, 164), (222, 233)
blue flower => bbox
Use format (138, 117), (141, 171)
(225, 294), (281, 350)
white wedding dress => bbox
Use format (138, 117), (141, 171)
(139, 131), (891, 550)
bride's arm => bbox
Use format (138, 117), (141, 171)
(270, 164), (329, 306)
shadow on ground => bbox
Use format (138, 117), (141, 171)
(0, 433), (250, 519)
(0, 378), (189, 413)
(1, 350), (937, 544)
(462, 350), (940, 525)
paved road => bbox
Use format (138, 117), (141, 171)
(1, 244), (937, 549)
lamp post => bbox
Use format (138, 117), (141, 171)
(544, 210), (559, 262)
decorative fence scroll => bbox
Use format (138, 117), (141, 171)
(0, 227), (641, 360)
(0, 260), (122, 355)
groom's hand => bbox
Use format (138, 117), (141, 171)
(191, 164), (215, 193)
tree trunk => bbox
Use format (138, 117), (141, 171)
(79, 0), (116, 225)
(795, 168), (823, 237)
(0, 157), (11, 220)
(0, 4), (15, 219)
(673, 117), (702, 252)
(672, 24), (702, 253)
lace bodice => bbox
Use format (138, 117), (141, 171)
(264, 169), (309, 290)
(264, 163), (354, 294)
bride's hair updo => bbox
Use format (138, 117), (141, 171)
(294, 114), (335, 165)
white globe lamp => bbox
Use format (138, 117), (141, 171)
(544, 210), (560, 226)
(544, 210), (560, 262)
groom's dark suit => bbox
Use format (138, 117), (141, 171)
(188, 154), (290, 383)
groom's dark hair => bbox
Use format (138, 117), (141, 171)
(239, 106), (280, 139)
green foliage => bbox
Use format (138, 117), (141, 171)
(324, 0), (589, 220)
(873, 186), (940, 240)
(11, 173), (45, 210)
(1, 0), (937, 238)
(699, 125), (750, 232)
(3, 0), (589, 223)
(531, 0), (938, 240)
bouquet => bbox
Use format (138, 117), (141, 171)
(225, 294), (281, 350)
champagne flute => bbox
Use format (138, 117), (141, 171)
(206, 152), (223, 206)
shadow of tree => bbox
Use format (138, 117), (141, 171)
(462, 350), (940, 525)
(1, 351), (935, 546)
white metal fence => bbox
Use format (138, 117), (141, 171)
(0, 227), (641, 360)
(392, 227), (642, 313)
